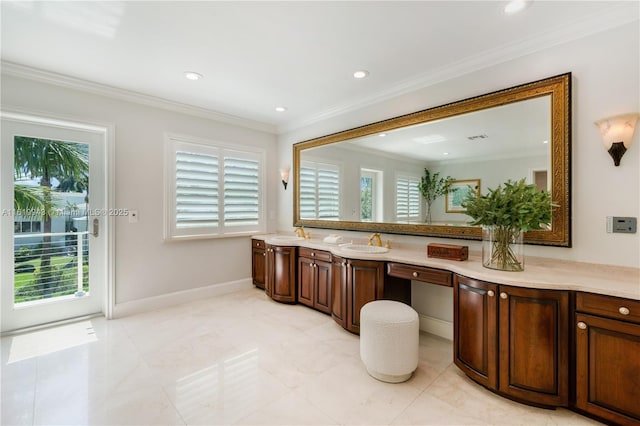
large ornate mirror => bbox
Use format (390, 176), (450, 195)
(293, 73), (571, 246)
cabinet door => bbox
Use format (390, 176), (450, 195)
(314, 259), (331, 314)
(453, 275), (498, 390)
(576, 313), (640, 425)
(346, 259), (384, 334)
(498, 286), (568, 406)
(265, 245), (274, 297)
(331, 257), (347, 327)
(270, 246), (296, 303)
(251, 244), (266, 289)
(297, 257), (314, 308)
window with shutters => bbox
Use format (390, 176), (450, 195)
(299, 161), (340, 220)
(396, 174), (421, 221)
(165, 135), (264, 239)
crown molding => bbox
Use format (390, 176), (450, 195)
(278, 4), (639, 134)
(1, 61), (277, 134)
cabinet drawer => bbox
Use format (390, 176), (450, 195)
(576, 292), (640, 324)
(387, 263), (452, 287)
(298, 247), (331, 262)
(252, 239), (265, 249)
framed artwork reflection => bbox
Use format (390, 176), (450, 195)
(446, 179), (481, 213)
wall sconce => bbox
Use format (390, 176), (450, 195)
(594, 113), (640, 166)
(280, 166), (290, 190)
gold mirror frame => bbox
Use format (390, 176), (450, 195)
(293, 73), (571, 247)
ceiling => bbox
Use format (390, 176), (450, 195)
(1, 1), (638, 133)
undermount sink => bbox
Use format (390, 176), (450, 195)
(268, 235), (305, 243)
(340, 244), (389, 254)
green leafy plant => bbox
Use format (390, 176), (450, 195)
(418, 169), (453, 224)
(462, 178), (558, 271)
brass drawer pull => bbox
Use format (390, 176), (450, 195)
(619, 306), (630, 315)
(487, 290), (495, 297)
(577, 322), (587, 330)
(500, 292), (508, 299)
(412, 272), (418, 278)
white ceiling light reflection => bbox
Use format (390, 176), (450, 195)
(174, 349), (259, 424)
(504, 0), (529, 15)
(184, 71), (203, 81)
(413, 134), (446, 144)
(7, 320), (98, 364)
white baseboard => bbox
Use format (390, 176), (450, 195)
(418, 314), (453, 341)
(112, 278), (253, 318)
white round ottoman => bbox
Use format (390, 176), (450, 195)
(359, 300), (419, 383)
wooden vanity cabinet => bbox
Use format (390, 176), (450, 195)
(454, 274), (569, 407)
(330, 255), (347, 328)
(265, 244), (296, 303)
(297, 247), (332, 314)
(251, 239), (266, 289)
(328, 256), (385, 333)
(454, 275), (498, 390)
(499, 285), (569, 407)
(345, 259), (385, 334)
(387, 262), (452, 287)
(574, 293), (640, 425)
(329, 258), (413, 333)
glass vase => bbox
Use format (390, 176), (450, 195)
(482, 225), (524, 272)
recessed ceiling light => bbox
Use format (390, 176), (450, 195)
(275, 106), (287, 112)
(184, 71), (203, 81)
(504, 0), (529, 15)
(353, 70), (369, 79)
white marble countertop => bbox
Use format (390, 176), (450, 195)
(253, 234), (640, 301)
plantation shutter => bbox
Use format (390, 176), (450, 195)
(300, 161), (340, 220)
(317, 165), (339, 220)
(223, 153), (260, 227)
(299, 165), (317, 219)
(167, 136), (264, 239)
(396, 175), (420, 220)
(175, 150), (219, 229)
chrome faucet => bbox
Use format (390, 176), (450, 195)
(368, 233), (383, 247)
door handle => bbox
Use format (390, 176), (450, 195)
(92, 218), (99, 238)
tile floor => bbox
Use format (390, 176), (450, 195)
(1, 288), (602, 425)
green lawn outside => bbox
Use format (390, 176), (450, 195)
(14, 255), (89, 304)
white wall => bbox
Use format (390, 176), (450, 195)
(2, 75), (278, 308)
(278, 23), (639, 329)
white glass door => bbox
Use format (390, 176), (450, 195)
(1, 114), (107, 332)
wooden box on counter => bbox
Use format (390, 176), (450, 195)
(427, 243), (468, 261)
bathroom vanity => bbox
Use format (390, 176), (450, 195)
(251, 235), (640, 425)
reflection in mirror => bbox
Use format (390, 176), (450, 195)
(294, 73), (570, 246)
